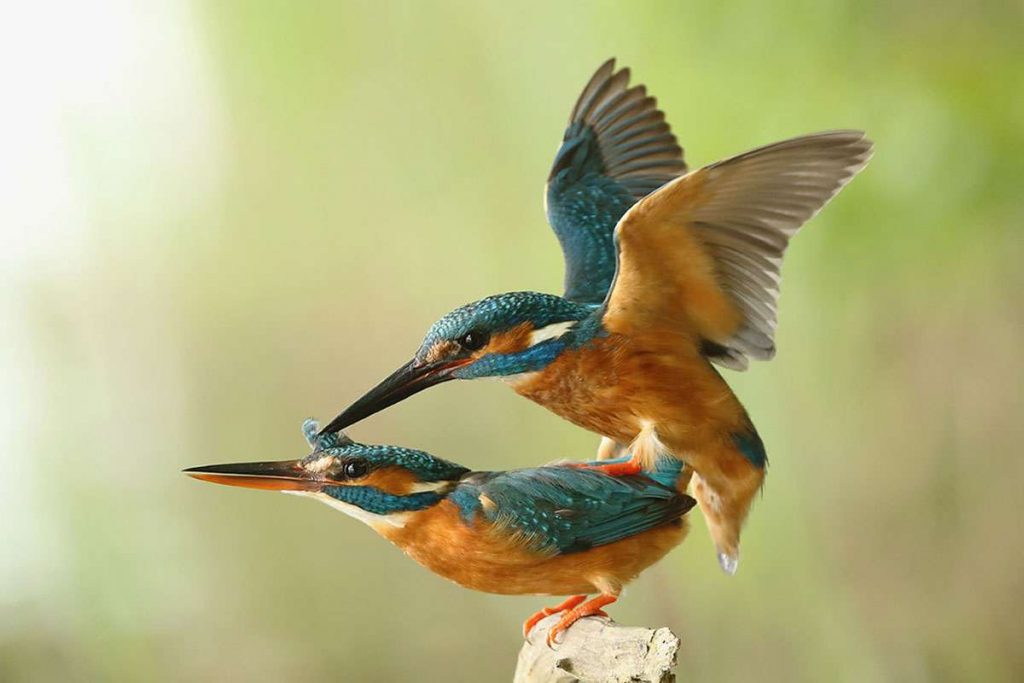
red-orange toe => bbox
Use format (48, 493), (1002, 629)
(522, 595), (587, 639)
(545, 594), (618, 647)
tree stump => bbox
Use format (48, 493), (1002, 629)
(515, 615), (680, 682)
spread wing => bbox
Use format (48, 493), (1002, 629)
(602, 130), (873, 370)
(546, 59), (687, 305)
(469, 466), (694, 556)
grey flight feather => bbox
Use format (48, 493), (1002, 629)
(688, 130), (874, 369)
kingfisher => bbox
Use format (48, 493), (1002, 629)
(186, 420), (695, 645)
(318, 60), (873, 573)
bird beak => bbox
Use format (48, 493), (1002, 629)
(317, 357), (472, 435)
(184, 459), (323, 492)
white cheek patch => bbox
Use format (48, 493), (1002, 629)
(407, 481), (451, 494)
(528, 321), (575, 347)
(284, 491), (411, 530)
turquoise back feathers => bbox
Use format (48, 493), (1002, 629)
(449, 457), (692, 556)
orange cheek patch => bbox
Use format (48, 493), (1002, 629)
(362, 467), (421, 495)
(480, 322), (534, 357)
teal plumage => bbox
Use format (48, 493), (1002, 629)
(314, 60), (872, 576)
(547, 59), (686, 304)
(186, 419), (697, 644)
(423, 292), (590, 346)
(302, 420), (470, 483)
(302, 418), (692, 555)
(315, 60), (689, 436)
(449, 459), (692, 555)
(189, 421), (694, 556)
(732, 429), (768, 469)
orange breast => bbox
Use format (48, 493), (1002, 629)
(378, 500), (687, 596)
(513, 333), (748, 451)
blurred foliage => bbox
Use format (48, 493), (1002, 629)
(2, 1), (1022, 681)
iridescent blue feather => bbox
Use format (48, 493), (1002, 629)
(450, 460), (694, 555)
(546, 59), (686, 304)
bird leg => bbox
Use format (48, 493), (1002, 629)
(546, 594), (618, 647)
(522, 595), (586, 638)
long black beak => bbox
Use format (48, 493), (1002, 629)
(184, 459), (320, 492)
(318, 357), (471, 436)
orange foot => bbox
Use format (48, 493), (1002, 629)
(523, 595), (586, 638)
(546, 594), (618, 647)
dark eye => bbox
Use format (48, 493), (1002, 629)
(458, 330), (489, 351)
(343, 460), (369, 479)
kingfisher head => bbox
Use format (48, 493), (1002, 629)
(185, 420), (470, 530)
(318, 291), (593, 435)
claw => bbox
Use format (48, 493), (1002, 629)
(544, 594), (618, 648)
(546, 627), (565, 648)
(523, 595), (586, 639)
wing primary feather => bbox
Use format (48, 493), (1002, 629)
(568, 59), (617, 123)
(590, 86), (647, 129)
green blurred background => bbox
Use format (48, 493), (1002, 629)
(3, 1), (1022, 680)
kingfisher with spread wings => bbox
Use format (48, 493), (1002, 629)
(318, 60), (873, 573)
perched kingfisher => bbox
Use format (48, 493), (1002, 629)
(318, 60), (873, 573)
(186, 420), (695, 645)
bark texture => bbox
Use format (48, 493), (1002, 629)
(515, 615), (679, 683)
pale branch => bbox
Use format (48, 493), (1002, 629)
(515, 615), (680, 683)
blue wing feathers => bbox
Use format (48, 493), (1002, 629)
(733, 428), (768, 469)
(452, 463), (694, 556)
(546, 60), (687, 304)
(547, 175), (632, 304)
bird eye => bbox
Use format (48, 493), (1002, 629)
(343, 460), (369, 479)
(458, 330), (489, 351)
